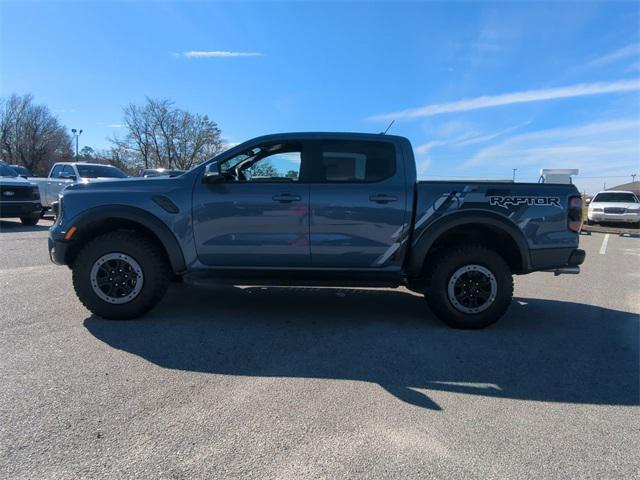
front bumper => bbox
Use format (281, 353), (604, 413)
(48, 237), (69, 266)
(48, 222), (71, 266)
(588, 212), (640, 223)
(0, 201), (42, 217)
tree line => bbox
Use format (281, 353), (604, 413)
(0, 94), (224, 176)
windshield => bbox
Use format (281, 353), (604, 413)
(76, 164), (127, 179)
(10, 165), (31, 176)
(0, 164), (18, 177)
(592, 192), (638, 203)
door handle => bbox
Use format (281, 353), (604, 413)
(369, 194), (398, 204)
(272, 194), (302, 203)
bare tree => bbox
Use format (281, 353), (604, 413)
(79, 146), (95, 161)
(111, 97), (223, 170)
(0, 94), (72, 175)
(111, 102), (154, 168)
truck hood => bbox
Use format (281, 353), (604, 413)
(65, 176), (177, 192)
(78, 177), (129, 183)
(0, 176), (36, 187)
(589, 201), (640, 210)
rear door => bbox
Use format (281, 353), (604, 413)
(308, 138), (409, 268)
(192, 141), (311, 267)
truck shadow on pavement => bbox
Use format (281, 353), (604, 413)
(0, 219), (51, 232)
(84, 285), (639, 411)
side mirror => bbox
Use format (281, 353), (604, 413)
(203, 163), (224, 184)
(60, 172), (77, 181)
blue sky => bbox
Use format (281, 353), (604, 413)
(1, 0), (639, 193)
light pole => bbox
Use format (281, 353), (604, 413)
(71, 129), (82, 162)
(632, 174), (637, 184)
(512, 168), (517, 182)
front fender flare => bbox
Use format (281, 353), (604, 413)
(65, 205), (187, 273)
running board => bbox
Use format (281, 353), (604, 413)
(546, 267), (580, 276)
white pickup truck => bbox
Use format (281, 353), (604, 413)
(30, 162), (128, 209)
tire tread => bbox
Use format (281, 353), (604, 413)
(72, 231), (170, 319)
(424, 244), (513, 329)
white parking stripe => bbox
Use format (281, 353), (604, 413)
(599, 234), (610, 255)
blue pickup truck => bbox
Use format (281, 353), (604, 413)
(49, 132), (585, 328)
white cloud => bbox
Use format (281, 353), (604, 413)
(369, 79), (640, 121)
(462, 119), (640, 193)
(465, 118), (639, 167)
(414, 141), (441, 155)
(459, 118), (640, 193)
(414, 121), (530, 154)
(176, 51), (263, 58)
(454, 121), (531, 147)
(106, 124), (125, 128)
(222, 142), (241, 151)
(586, 43), (640, 68)
(416, 157), (431, 176)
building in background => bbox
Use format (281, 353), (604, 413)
(607, 181), (640, 197)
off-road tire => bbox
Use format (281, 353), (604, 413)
(72, 231), (170, 319)
(20, 214), (40, 226)
(424, 245), (513, 329)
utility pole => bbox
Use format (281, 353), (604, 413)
(71, 129), (83, 162)
(512, 168), (517, 182)
(632, 173), (637, 184)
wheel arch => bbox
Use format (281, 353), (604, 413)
(62, 205), (187, 274)
(407, 210), (531, 277)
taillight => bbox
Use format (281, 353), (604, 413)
(568, 195), (582, 232)
(32, 187), (40, 200)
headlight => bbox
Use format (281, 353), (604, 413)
(591, 207), (603, 212)
(626, 207), (640, 213)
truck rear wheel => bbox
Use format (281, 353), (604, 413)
(72, 231), (170, 319)
(424, 245), (513, 329)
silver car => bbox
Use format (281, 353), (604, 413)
(587, 190), (640, 226)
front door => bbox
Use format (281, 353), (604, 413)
(192, 141), (310, 267)
(308, 139), (409, 268)
(46, 164), (73, 206)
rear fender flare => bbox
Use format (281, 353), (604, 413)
(407, 210), (531, 275)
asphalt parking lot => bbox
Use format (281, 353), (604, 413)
(1, 219), (639, 479)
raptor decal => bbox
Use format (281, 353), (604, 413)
(489, 196), (561, 209)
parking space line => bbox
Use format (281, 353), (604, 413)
(599, 234), (610, 255)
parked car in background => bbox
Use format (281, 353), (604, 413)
(587, 190), (640, 226)
(9, 165), (34, 178)
(141, 168), (185, 178)
(0, 163), (42, 225)
(29, 162), (128, 211)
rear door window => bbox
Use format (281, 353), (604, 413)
(312, 140), (396, 183)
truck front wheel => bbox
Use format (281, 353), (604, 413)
(424, 245), (513, 329)
(72, 231), (170, 319)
